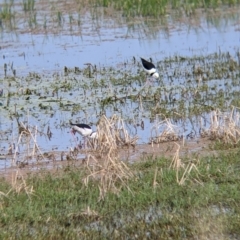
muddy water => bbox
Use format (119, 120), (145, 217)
(0, 3), (240, 168)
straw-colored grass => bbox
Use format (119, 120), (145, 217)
(0, 169), (35, 201)
(83, 115), (135, 200)
(12, 120), (46, 166)
(150, 116), (180, 145)
(0, 189), (10, 210)
(10, 170), (35, 198)
(201, 107), (240, 145)
(6, 118), (45, 197)
(169, 143), (202, 185)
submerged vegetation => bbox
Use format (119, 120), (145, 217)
(1, 50), (240, 155)
(1, 0), (240, 238)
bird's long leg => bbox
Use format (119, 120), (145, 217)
(147, 73), (155, 85)
(143, 74), (153, 88)
(70, 131), (82, 150)
(145, 74), (153, 86)
(84, 137), (88, 149)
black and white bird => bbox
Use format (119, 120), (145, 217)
(140, 57), (159, 79)
(70, 122), (98, 139)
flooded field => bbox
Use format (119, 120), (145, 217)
(1, 1), (240, 239)
(0, 0), (240, 168)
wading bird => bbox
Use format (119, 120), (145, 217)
(70, 121), (98, 148)
(140, 57), (159, 79)
(70, 122), (97, 138)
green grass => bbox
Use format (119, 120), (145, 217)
(95, 0), (240, 17)
(22, 0), (35, 12)
(0, 1), (14, 20)
(0, 149), (240, 239)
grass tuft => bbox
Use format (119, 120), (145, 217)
(202, 106), (240, 147)
(83, 115), (135, 200)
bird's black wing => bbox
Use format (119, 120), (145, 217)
(141, 57), (155, 70)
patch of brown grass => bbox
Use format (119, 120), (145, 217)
(83, 115), (135, 200)
(169, 143), (202, 186)
(202, 107), (240, 145)
(12, 121), (47, 166)
(150, 116), (180, 145)
(10, 170), (35, 198)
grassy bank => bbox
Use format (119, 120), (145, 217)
(0, 147), (240, 239)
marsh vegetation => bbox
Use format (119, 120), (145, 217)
(0, 147), (240, 239)
(1, 0), (240, 238)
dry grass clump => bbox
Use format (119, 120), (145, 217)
(169, 143), (202, 186)
(10, 170), (35, 198)
(114, 117), (139, 147)
(83, 115), (135, 200)
(87, 114), (138, 150)
(201, 107), (240, 145)
(0, 170), (35, 203)
(6, 119), (44, 198)
(11, 120), (46, 166)
(150, 117), (180, 145)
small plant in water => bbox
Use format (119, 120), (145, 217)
(22, 0), (35, 12)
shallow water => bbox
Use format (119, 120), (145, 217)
(0, 2), (240, 167)
(1, 6), (239, 76)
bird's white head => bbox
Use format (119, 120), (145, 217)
(152, 72), (159, 79)
(71, 128), (76, 135)
(89, 131), (98, 139)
